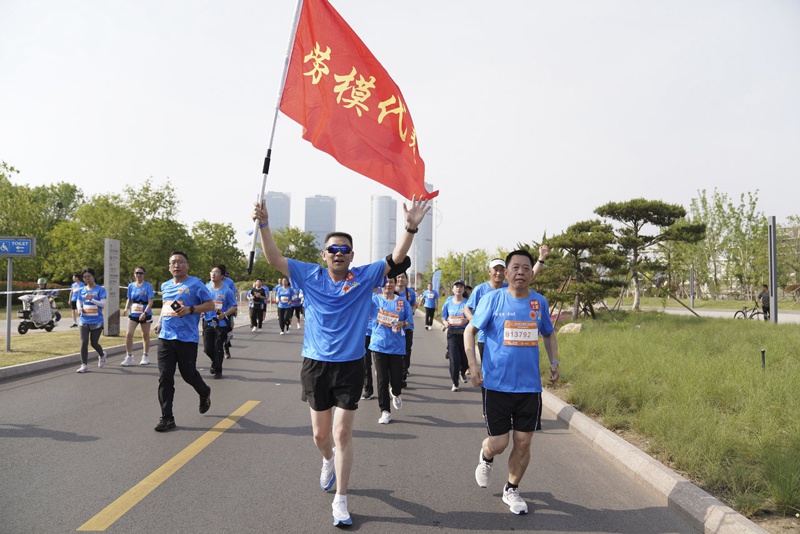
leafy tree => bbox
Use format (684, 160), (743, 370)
(190, 221), (246, 282)
(686, 189), (728, 298)
(428, 248), (495, 295)
(777, 215), (800, 289)
(721, 191), (767, 299)
(595, 198), (706, 311)
(543, 220), (627, 319)
(1, 163), (84, 283)
(248, 226), (322, 288)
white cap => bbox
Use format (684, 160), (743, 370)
(489, 259), (506, 269)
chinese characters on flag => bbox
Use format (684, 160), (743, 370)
(280, 0), (438, 200)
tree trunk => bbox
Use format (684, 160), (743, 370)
(572, 293), (580, 320)
(632, 271), (641, 311)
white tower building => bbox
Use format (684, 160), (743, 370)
(370, 195), (397, 263)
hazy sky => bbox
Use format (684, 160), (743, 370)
(2, 0), (798, 261)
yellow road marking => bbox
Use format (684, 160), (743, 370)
(77, 400), (260, 532)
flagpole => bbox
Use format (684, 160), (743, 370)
(248, 0), (305, 275)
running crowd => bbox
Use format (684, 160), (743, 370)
(61, 194), (559, 527)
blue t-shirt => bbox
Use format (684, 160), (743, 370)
(422, 289), (439, 308)
(396, 287), (416, 330)
(291, 288), (302, 307)
(369, 294), (410, 355)
(70, 281), (85, 303)
(276, 287), (293, 309)
(441, 296), (468, 330)
(126, 281), (155, 318)
(470, 288), (554, 393)
(466, 281), (508, 343)
(78, 285), (107, 326)
(204, 282), (238, 328)
(159, 276), (213, 342)
(288, 258), (386, 362)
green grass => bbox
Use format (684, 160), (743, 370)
(0, 308), (153, 366)
(618, 296), (800, 312)
(553, 311), (800, 517)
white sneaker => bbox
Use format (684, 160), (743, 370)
(98, 352), (107, 368)
(121, 354), (134, 367)
(76, 364), (88, 373)
(378, 411), (392, 424)
(331, 495), (352, 527)
(475, 450), (493, 487)
(251, 326), (257, 332)
(257, 328), (262, 332)
(279, 331), (285, 335)
(502, 486), (528, 514)
(391, 393), (403, 410)
(296, 323), (300, 330)
(451, 385), (459, 392)
(139, 354), (150, 365)
(320, 447), (336, 490)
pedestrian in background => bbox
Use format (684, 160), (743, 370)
(122, 266), (154, 366)
(76, 269), (107, 373)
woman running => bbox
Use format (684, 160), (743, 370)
(122, 266), (155, 366)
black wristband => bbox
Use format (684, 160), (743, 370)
(190, 305), (195, 314)
(537, 259), (545, 265)
(405, 226), (418, 234)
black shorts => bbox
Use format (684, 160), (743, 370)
(71, 301), (78, 310)
(301, 357), (364, 411)
(482, 389), (542, 435)
(129, 314), (153, 324)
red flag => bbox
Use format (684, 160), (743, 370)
(280, 0), (438, 200)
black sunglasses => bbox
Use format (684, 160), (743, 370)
(325, 245), (352, 255)
(134, 272), (145, 275)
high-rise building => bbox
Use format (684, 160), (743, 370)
(265, 192), (290, 231)
(305, 195), (336, 249)
(370, 195), (397, 263)
(413, 182), (435, 277)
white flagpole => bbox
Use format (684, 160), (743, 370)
(248, 0), (305, 274)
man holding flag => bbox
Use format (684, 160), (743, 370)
(250, 0), (434, 525)
(252, 196), (429, 527)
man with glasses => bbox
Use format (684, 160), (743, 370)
(253, 196), (430, 528)
(152, 251), (216, 432)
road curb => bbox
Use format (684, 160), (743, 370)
(543, 391), (769, 534)
(0, 342), (140, 380)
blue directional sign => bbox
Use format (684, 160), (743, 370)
(0, 237), (36, 258)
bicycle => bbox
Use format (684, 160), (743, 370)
(733, 305), (762, 320)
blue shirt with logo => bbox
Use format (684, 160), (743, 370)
(288, 258), (386, 362)
(470, 288), (553, 393)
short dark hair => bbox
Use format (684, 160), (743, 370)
(135, 265), (146, 274)
(82, 268), (96, 278)
(505, 249), (535, 267)
(212, 264), (226, 274)
(324, 232), (353, 248)
(170, 251), (189, 262)
(73, 272), (82, 278)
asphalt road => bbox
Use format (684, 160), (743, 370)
(0, 316), (698, 534)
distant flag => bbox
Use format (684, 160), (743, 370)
(279, 0), (438, 200)
(431, 269), (442, 294)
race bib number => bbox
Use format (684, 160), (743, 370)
(83, 305), (98, 317)
(377, 309), (400, 328)
(214, 300), (223, 310)
(131, 303), (144, 314)
(448, 315), (467, 327)
(503, 320), (538, 346)
(162, 300), (182, 317)
(280, 296), (289, 303)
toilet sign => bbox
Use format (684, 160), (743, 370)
(0, 237), (36, 258)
